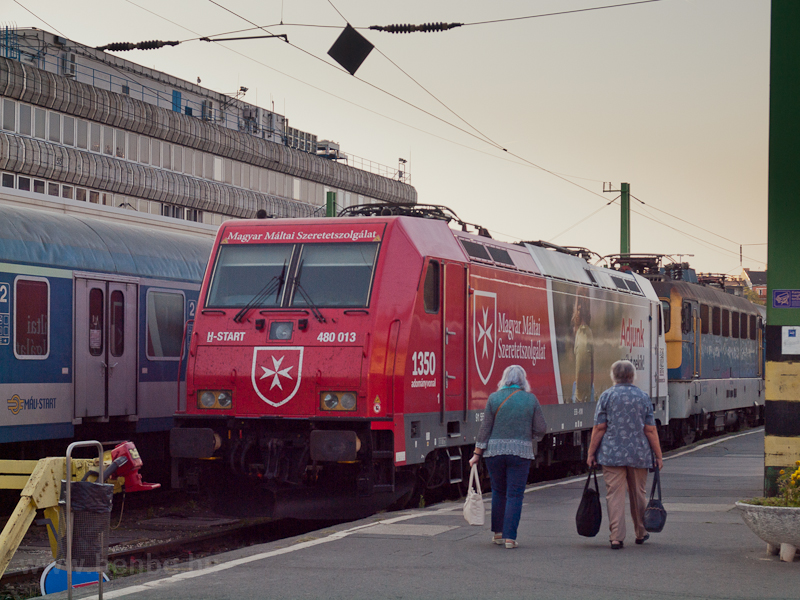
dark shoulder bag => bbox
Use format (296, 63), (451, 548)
(576, 466), (602, 537)
(644, 462), (667, 533)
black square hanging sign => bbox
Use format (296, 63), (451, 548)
(328, 24), (374, 76)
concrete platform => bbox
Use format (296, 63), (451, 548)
(59, 428), (800, 599)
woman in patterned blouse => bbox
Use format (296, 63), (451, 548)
(586, 360), (664, 549)
(469, 365), (547, 549)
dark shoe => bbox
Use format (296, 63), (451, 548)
(635, 534), (650, 545)
(610, 541), (623, 550)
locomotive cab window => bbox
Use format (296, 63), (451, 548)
(291, 242), (379, 308)
(700, 304), (709, 334)
(14, 276), (49, 359)
(661, 300), (670, 333)
(206, 244), (294, 308)
(681, 301), (692, 334)
(424, 260), (440, 313)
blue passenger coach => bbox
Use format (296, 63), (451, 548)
(0, 203), (212, 459)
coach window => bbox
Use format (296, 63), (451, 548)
(681, 301), (692, 334)
(731, 311), (740, 338)
(146, 290), (185, 359)
(722, 309), (730, 337)
(712, 306), (721, 336)
(750, 315), (757, 340)
(700, 304), (709, 334)
(14, 277), (49, 359)
(424, 261), (441, 313)
(89, 288), (104, 357)
(110, 290), (125, 358)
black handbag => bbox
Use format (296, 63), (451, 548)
(643, 463), (667, 533)
(576, 466), (602, 537)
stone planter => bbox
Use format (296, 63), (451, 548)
(736, 501), (800, 562)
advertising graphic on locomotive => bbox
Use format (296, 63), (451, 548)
(0, 203), (212, 469)
(170, 206), (681, 518)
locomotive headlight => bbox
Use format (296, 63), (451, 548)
(217, 391), (232, 408)
(320, 391), (357, 411)
(269, 321), (293, 340)
(340, 393), (357, 410)
(199, 391), (216, 409)
(322, 393), (339, 410)
(197, 390), (233, 410)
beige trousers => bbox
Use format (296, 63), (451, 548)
(601, 465), (649, 543)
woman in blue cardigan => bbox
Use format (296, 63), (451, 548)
(469, 365), (547, 548)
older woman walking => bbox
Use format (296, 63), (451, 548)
(469, 365), (547, 549)
(587, 360), (664, 549)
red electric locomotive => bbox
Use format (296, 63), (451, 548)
(170, 205), (667, 518)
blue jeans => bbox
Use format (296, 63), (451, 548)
(484, 454), (531, 540)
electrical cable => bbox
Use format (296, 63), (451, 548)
(11, 0), (66, 37)
(118, 1), (756, 265)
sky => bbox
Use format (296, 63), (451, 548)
(6, 0), (771, 275)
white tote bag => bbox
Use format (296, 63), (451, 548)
(463, 463), (485, 526)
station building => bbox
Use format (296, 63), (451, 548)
(0, 27), (416, 236)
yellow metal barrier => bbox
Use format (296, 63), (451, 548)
(0, 454), (124, 580)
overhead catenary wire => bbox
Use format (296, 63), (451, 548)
(112, 1), (757, 264)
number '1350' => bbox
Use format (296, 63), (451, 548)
(411, 351), (436, 376)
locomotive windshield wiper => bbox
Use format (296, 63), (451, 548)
(291, 261), (326, 323)
(233, 261), (287, 323)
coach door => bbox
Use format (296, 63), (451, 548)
(442, 262), (467, 423)
(74, 276), (138, 419)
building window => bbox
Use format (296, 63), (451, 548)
(33, 180), (45, 194)
(139, 136), (149, 164)
(89, 191), (100, 204)
(62, 185), (73, 199)
(76, 188), (87, 202)
(34, 108), (45, 139)
(162, 143), (171, 170)
(90, 122), (101, 152)
(103, 126), (114, 155)
(115, 129), (125, 158)
(63, 116), (75, 146)
(18, 176), (31, 191)
(19, 104), (31, 136)
(48, 112), (60, 143)
(2, 173), (14, 188)
(2, 99), (15, 131)
(77, 119), (88, 149)
(47, 183), (59, 196)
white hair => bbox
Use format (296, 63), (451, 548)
(610, 360), (636, 384)
(497, 365), (531, 392)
